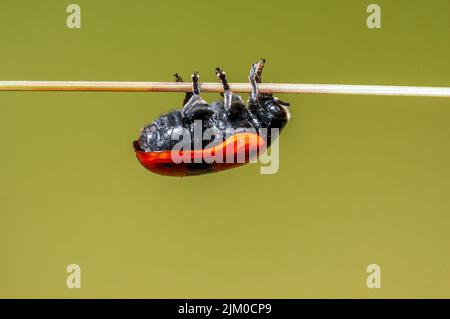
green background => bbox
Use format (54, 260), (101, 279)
(1, 0), (450, 298)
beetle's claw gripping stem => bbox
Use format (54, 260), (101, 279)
(250, 58), (265, 83)
(191, 72), (200, 95)
(249, 59), (265, 101)
(174, 73), (195, 106)
(181, 72), (202, 115)
(216, 67), (232, 112)
(215, 67), (230, 92)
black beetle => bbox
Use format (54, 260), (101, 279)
(133, 59), (290, 176)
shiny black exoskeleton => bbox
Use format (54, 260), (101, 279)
(133, 59), (291, 153)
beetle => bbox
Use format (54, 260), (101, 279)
(133, 59), (291, 176)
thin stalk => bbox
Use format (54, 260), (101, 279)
(0, 81), (450, 97)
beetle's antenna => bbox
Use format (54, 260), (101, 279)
(1, 81), (450, 97)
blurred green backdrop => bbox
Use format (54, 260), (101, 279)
(1, 0), (450, 298)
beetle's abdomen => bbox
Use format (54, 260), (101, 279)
(134, 132), (266, 177)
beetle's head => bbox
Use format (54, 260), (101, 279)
(249, 93), (291, 128)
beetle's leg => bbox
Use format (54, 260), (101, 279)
(249, 58), (265, 102)
(174, 73), (193, 106)
(182, 72), (202, 116)
(192, 71), (200, 95)
(215, 67), (232, 112)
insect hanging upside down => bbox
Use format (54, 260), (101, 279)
(133, 59), (291, 177)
